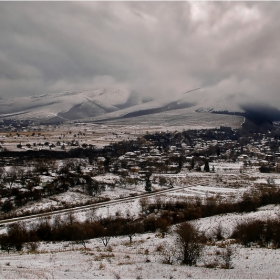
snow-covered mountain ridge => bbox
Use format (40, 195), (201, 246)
(0, 88), (141, 123)
(0, 88), (279, 125)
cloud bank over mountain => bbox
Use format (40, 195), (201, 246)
(0, 2), (280, 107)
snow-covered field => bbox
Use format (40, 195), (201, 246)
(0, 110), (243, 151)
(96, 110), (244, 132)
(1, 206), (280, 279)
(196, 204), (280, 238)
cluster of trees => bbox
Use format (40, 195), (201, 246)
(0, 166), (41, 212)
(0, 210), (205, 267)
(0, 215), (228, 268)
(0, 212), (161, 253)
(0, 158), (106, 213)
(231, 218), (280, 248)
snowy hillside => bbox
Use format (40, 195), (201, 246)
(85, 90), (246, 123)
(1, 88), (279, 124)
(0, 88), (141, 123)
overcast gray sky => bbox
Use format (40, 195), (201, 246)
(0, 1), (280, 106)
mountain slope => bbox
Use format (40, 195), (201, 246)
(0, 88), (279, 126)
(0, 88), (141, 123)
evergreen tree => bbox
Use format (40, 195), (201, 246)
(104, 157), (111, 173)
(204, 160), (210, 172)
(178, 159), (183, 172)
(145, 173), (152, 192)
(191, 158), (195, 169)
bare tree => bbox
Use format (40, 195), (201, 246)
(75, 236), (88, 249)
(99, 225), (112, 247)
(267, 176), (275, 185)
(221, 244), (234, 269)
(139, 197), (149, 215)
(100, 236), (111, 247)
(210, 222), (224, 241)
(86, 208), (96, 222)
(0, 166), (5, 182)
(4, 166), (18, 190)
(122, 221), (143, 244)
(176, 222), (204, 266)
(65, 211), (76, 225)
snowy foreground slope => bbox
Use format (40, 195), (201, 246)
(1, 207), (280, 279)
(1, 165), (280, 278)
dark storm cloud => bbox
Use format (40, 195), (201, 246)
(0, 2), (279, 106)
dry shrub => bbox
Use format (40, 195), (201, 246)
(160, 243), (178, 265)
(155, 244), (164, 252)
(220, 245), (234, 269)
(94, 256), (102, 261)
(231, 219), (280, 247)
(99, 262), (105, 270)
(100, 253), (115, 258)
(26, 242), (39, 252)
(204, 259), (218, 269)
(113, 271), (121, 279)
(107, 245), (113, 252)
